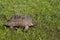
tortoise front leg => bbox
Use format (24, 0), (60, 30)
(23, 26), (29, 32)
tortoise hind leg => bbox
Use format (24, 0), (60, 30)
(9, 26), (14, 30)
(10, 26), (13, 29)
(23, 26), (29, 32)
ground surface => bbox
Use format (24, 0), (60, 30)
(0, 0), (60, 40)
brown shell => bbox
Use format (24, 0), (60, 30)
(6, 14), (34, 27)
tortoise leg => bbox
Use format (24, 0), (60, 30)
(9, 26), (14, 30)
(23, 26), (29, 32)
(9, 26), (13, 29)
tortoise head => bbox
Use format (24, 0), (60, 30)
(32, 21), (38, 26)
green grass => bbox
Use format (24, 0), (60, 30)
(0, 0), (60, 40)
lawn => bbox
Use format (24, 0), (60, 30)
(0, 0), (60, 40)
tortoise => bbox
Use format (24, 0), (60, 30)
(5, 14), (37, 32)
